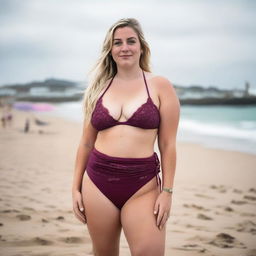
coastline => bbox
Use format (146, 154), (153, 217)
(0, 110), (255, 255)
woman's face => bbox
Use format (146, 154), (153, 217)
(111, 26), (142, 69)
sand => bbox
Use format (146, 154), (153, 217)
(0, 110), (256, 256)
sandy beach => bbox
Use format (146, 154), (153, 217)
(0, 110), (256, 256)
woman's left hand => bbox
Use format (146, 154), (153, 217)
(153, 191), (172, 230)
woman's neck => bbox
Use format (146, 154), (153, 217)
(115, 66), (143, 81)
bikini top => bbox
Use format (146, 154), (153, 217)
(91, 71), (160, 131)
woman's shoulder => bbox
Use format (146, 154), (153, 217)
(145, 72), (174, 92)
(146, 72), (179, 104)
(97, 77), (113, 97)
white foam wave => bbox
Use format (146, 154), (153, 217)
(179, 119), (256, 141)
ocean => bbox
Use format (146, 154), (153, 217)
(45, 101), (256, 155)
(178, 105), (256, 155)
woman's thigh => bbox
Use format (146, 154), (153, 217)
(120, 178), (166, 256)
(81, 172), (122, 256)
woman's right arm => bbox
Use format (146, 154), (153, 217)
(72, 118), (98, 193)
(72, 118), (98, 224)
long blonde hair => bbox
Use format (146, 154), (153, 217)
(82, 18), (151, 122)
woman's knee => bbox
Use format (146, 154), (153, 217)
(131, 241), (165, 256)
(87, 221), (121, 256)
(92, 243), (119, 256)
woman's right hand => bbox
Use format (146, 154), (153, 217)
(72, 190), (86, 224)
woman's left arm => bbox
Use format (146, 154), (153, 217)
(153, 76), (180, 230)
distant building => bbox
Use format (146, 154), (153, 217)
(244, 81), (250, 97)
(30, 87), (50, 96)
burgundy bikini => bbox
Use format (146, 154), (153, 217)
(86, 70), (161, 210)
(91, 71), (160, 131)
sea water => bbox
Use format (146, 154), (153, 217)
(178, 105), (256, 155)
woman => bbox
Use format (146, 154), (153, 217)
(72, 18), (180, 256)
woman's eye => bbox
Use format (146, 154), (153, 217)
(113, 40), (135, 45)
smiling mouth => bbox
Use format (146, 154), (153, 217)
(120, 55), (132, 57)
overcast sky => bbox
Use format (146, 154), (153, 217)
(0, 0), (255, 89)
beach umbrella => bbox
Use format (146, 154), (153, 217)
(13, 102), (35, 111)
(31, 103), (55, 111)
(13, 102), (55, 111)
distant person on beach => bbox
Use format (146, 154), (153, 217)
(6, 104), (13, 127)
(1, 102), (13, 129)
(24, 118), (30, 133)
(0, 100), (5, 128)
(1, 115), (6, 128)
(72, 18), (180, 255)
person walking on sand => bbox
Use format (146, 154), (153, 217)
(24, 118), (30, 133)
(72, 18), (180, 256)
(5, 103), (13, 128)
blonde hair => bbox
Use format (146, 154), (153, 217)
(82, 18), (151, 122)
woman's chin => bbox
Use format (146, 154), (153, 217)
(117, 61), (136, 69)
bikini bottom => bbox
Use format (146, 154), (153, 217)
(86, 147), (161, 210)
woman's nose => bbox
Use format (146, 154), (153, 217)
(121, 43), (129, 51)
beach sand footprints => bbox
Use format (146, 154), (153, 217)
(173, 235), (209, 253)
(208, 232), (246, 249)
(16, 214), (32, 221)
(183, 203), (210, 212)
(0, 236), (54, 247)
(177, 184), (256, 253)
(26, 237), (54, 246)
(209, 184), (228, 193)
(58, 236), (91, 244)
(197, 213), (213, 220)
(183, 203), (214, 220)
(174, 232), (247, 253)
(226, 220), (256, 235)
(231, 187), (256, 205)
(244, 195), (256, 201)
(0, 206), (91, 250)
(194, 193), (215, 199)
(2, 236), (87, 247)
(237, 220), (256, 234)
(246, 249), (256, 256)
(248, 188), (256, 194)
(173, 243), (207, 253)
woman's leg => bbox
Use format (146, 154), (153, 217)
(121, 177), (166, 256)
(81, 172), (122, 256)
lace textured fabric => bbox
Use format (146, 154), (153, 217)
(91, 71), (160, 131)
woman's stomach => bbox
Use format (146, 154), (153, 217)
(94, 125), (158, 158)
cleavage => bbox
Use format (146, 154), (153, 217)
(101, 96), (148, 122)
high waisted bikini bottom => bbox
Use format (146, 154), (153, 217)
(86, 147), (161, 210)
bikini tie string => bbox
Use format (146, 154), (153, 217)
(154, 152), (161, 189)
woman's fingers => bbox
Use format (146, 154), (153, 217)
(77, 197), (85, 212)
(159, 212), (168, 229)
(73, 203), (86, 224)
(156, 210), (169, 230)
(74, 208), (86, 223)
(72, 190), (86, 224)
(76, 202), (86, 222)
(153, 200), (159, 215)
(156, 209), (164, 227)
